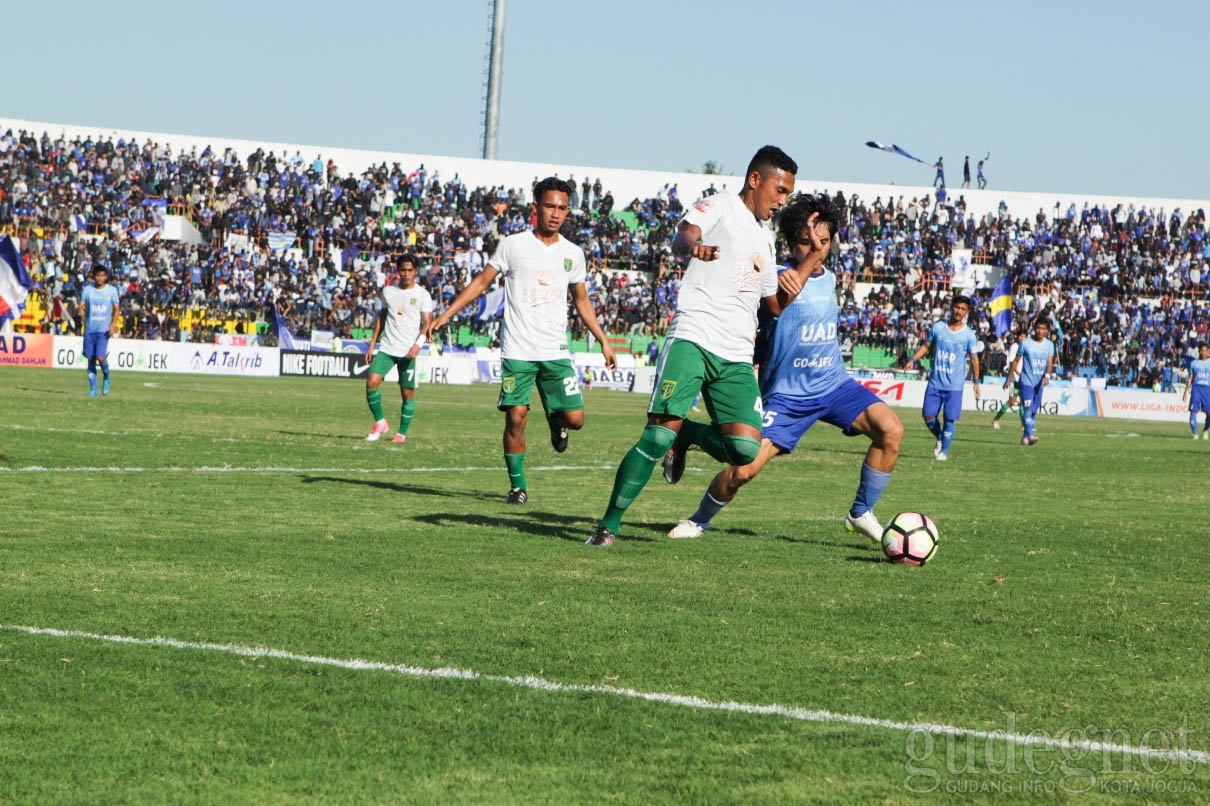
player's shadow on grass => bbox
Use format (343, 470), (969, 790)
(412, 511), (655, 543)
(16, 387), (70, 395)
(776, 535), (869, 550)
(275, 429), (366, 441)
(299, 475), (491, 500)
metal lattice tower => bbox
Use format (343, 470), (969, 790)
(480, 0), (506, 160)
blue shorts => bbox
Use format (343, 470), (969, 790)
(761, 379), (882, 454)
(1016, 381), (1045, 415)
(83, 332), (110, 360)
(922, 385), (963, 423)
(1191, 388), (1210, 415)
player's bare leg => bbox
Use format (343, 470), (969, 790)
(669, 439), (781, 539)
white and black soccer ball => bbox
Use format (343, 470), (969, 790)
(881, 512), (938, 565)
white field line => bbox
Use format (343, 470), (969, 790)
(5, 624), (1207, 767)
(0, 464), (618, 474)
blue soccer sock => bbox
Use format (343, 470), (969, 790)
(87, 359), (97, 390)
(100, 360), (110, 380)
(1193, 414), (1200, 437)
(923, 417), (943, 438)
(941, 422), (956, 454)
(1023, 411), (1036, 438)
(689, 491), (728, 528)
(850, 463), (891, 518)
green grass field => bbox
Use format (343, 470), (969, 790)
(3, 367), (1210, 803)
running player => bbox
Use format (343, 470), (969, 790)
(364, 254), (433, 443)
(991, 327), (1027, 430)
(588, 146), (797, 547)
(667, 194), (903, 542)
(1184, 343), (1210, 440)
(427, 177), (616, 504)
(1004, 316), (1056, 446)
(79, 264), (120, 396)
(910, 296), (981, 460)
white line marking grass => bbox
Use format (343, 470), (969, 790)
(0, 464), (616, 474)
(5, 624), (1207, 767)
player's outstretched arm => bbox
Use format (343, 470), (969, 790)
(427, 265), (500, 337)
(569, 283), (617, 370)
(673, 221), (719, 262)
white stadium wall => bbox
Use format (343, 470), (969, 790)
(5, 117), (1209, 224)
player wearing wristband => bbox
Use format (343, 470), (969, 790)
(427, 177), (616, 504)
(364, 254), (433, 443)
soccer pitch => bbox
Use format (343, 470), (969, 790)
(3, 368), (1209, 802)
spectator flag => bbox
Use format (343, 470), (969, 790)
(70, 213), (87, 232)
(270, 305), (298, 349)
(267, 231), (297, 252)
(133, 227), (161, 244)
(989, 275), (1013, 339)
(476, 286), (505, 321)
(0, 235), (33, 328)
(864, 141), (930, 166)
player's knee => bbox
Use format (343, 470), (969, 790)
(506, 407), (528, 429)
(366, 376), (383, 391)
(562, 411), (585, 430)
(722, 435), (761, 466)
(731, 462), (761, 487)
(637, 424), (676, 456)
(879, 416), (905, 451)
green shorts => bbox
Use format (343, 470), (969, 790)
(498, 358), (583, 413)
(649, 338), (763, 429)
(369, 350), (419, 389)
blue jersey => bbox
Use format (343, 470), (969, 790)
(82, 283), (120, 334)
(1018, 336), (1056, 387)
(924, 321), (978, 392)
(760, 267), (848, 399)
(1190, 358), (1210, 388)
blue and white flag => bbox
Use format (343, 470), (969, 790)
(133, 227), (161, 244)
(70, 214), (87, 232)
(267, 231), (297, 252)
(0, 235), (33, 327)
(865, 140), (931, 166)
(270, 305), (298, 350)
(476, 286), (505, 321)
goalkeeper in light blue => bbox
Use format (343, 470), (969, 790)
(910, 296), (982, 461)
(1004, 317), (1056, 446)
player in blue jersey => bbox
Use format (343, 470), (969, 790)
(1004, 317), (1056, 446)
(910, 296), (982, 461)
(78, 265), (121, 396)
(1184, 343), (1210, 440)
(667, 194), (904, 543)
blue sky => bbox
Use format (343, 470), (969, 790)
(5, 0), (1208, 199)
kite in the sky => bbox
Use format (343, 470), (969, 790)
(864, 141), (930, 166)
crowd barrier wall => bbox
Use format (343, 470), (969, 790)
(8, 337), (1195, 422)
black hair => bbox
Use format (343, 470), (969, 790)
(532, 176), (572, 203)
(777, 194), (841, 246)
(91, 264), (108, 275)
(953, 294), (973, 308)
(397, 253), (419, 269)
(745, 145), (797, 179)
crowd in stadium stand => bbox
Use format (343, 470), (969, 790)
(2, 127), (1208, 387)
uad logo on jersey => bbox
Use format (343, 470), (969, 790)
(733, 251), (767, 292)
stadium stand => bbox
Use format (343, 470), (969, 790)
(1, 122), (1207, 385)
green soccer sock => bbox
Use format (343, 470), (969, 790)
(504, 453), (526, 490)
(600, 425), (676, 532)
(366, 388), (384, 421)
(399, 399), (416, 435)
(678, 419), (731, 464)
(993, 401), (1010, 421)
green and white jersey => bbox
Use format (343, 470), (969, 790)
(378, 284), (434, 357)
(489, 231), (586, 361)
(668, 192), (778, 362)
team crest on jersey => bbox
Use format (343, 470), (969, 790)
(502, 376), (516, 394)
(409, 298), (417, 306)
(659, 380), (677, 400)
(563, 258), (573, 272)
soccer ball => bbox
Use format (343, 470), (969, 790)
(881, 512), (939, 565)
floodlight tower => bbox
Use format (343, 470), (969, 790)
(482, 0), (506, 160)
